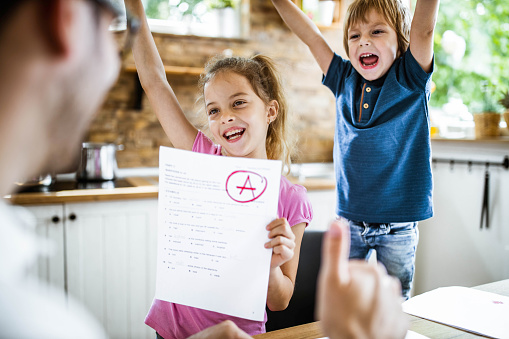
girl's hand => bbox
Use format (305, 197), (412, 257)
(264, 218), (295, 269)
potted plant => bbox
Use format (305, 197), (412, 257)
(206, 0), (240, 38)
(472, 81), (501, 139)
(207, 0), (238, 8)
(498, 90), (509, 132)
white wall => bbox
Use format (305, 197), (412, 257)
(413, 140), (509, 295)
(305, 189), (337, 232)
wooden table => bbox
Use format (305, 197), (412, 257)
(253, 321), (323, 339)
(254, 279), (509, 339)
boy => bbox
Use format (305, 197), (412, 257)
(271, 0), (440, 299)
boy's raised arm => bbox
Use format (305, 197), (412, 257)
(409, 0), (440, 73)
(124, 0), (198, 150)
(271, 0), (334, 75)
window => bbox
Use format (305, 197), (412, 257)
(410, 0), (509, 138)
(141, 0), (245, 38)
(424, 0), (508, 112)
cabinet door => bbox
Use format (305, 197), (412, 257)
(65, 199), (158, 339)
(24, 204), (66, 293)
(414, 166), (509, 295)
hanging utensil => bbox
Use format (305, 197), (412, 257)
(480, 164), (490, 229)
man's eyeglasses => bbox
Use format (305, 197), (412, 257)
(90, 0), (140, 61)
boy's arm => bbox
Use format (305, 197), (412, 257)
(271, 0), (334, 75)
(124, 0), (198, 150)
(409, 0), (440, 73)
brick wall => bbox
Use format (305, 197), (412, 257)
(87, 0), (345, 168)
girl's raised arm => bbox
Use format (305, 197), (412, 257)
(271, 0), (334, 75)
(409, 0), (440, 73)
(125, 0), (198, 150)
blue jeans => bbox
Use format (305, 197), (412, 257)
(346, 219), (419, 300)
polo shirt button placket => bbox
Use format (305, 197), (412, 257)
(363, 87), (370, 110)
(358, 83), (371, 122)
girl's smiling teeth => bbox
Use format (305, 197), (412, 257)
(360, 53), (379, 68)
(223, 127), (246, 141)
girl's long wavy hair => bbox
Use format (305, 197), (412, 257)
(197, 54), (294, 173)
(343, 0), (411, 58)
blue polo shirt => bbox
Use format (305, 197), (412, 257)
(323, 49), (433, 223)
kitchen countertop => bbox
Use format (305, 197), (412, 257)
(431, 136), (509, 144)
(5, 174), (336, 206)
(5, 177), (159, 205)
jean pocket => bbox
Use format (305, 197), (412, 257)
(388, 222), (417, 235)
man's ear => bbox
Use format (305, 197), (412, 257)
(42, 0), (73, 57)
(267, 100), (279, 122)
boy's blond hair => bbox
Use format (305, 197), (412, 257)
(198, 54), (294, 173)
(343, 0), (411, 58)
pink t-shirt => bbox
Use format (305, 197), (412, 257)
(145, 131), (313, 339)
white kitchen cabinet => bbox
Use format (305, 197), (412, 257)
(27, 204), (66, 292)
(25, 199), (158, 339)
(413, 142), (509, 296)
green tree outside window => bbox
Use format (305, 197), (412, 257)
(424, 0), (509, 113)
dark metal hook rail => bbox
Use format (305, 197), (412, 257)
(432, 155), (509, 170)
(432, 155), (509, 230)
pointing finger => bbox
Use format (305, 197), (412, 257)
(322, 219), (351, 285)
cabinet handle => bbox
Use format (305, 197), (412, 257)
(68, 213), (77, 221)
(51, 216), (60, 224)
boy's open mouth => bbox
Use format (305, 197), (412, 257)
(360, 53), (379, 68)
(223, 128), (245, 141)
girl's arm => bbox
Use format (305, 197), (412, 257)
(409, 0), (440, 73)
(271, 0), (334, 75)
(264, 219), (306, 311)
(124, 0), (198, 150)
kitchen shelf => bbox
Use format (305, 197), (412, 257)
(123, 64), (204, 76)
(123, 64), (204, 110)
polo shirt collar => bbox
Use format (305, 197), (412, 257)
(360, 71), (388, 88)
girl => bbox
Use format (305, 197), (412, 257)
(124, 1), (313, 338)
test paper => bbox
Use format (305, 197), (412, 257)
(403, 286), (509, 338)
(155, 146), (282, 321)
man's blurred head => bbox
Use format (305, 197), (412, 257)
(0, 0), (121, 194)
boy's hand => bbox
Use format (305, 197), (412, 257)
(316, 220), (409, 339)
(264, 218), (295, 269)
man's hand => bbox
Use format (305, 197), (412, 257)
(187, 320), (252, 339)
(316, 220), (409, 339)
